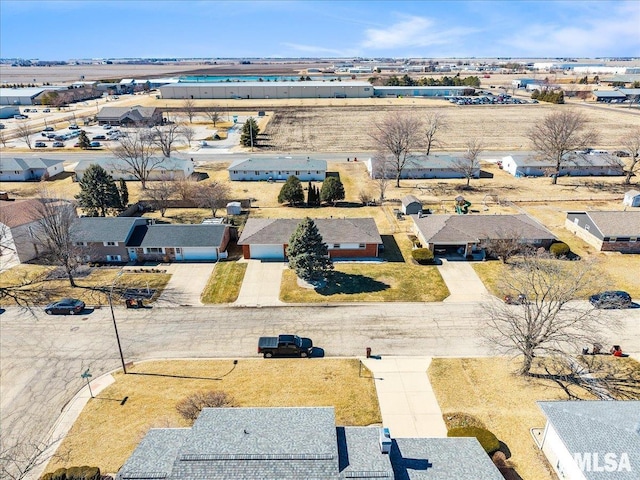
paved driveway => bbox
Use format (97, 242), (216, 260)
(234, 260), (285, 306)
(155, 263), (217, 306)
(437, 259), (490, 302)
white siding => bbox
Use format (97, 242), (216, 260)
(541, 423), (587, 480)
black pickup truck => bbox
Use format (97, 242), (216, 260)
(258, 334), (313, 358)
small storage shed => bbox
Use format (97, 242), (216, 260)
(401, 195), (422, 215)
(623, 190), (640, 207)
(227, 201), (242, 215)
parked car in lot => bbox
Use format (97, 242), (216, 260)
(43, 126), (54, 132)
(589, 291), (632, 309)
(92, 135), (106, 140)
(44, 298), (85, 315)
(69, 124), (80, 130)
(89, 141), (101, 147)
(53, 141), (64, 147)
(14, 114), (28, 119)
(31, 108), (38, 112)
(258, 334), (313, 358)
(35, 141), (46, 148)
(46, 133), (56, 138)
(103, 124), (112, 129)
(43, 108), (51, 113)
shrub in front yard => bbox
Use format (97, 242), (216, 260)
(549, 242), (570, 257)
(176, 390), (236, 422)
(412, 248), (435, 265)
(447, 426), (500, 454)
(443, 412), (487, 430)
(41, 466), (100, 480)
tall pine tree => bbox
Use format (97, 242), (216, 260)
(240, 117), (259, 147)
(287, 217), (333, 282)
(75, 164), (121, 216)
(118, 178), (129, 208)
(277, 175), (304, 206)
(320, 177), (345, 206)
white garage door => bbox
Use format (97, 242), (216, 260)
(181, 247), (218, 261)
(250, 244), (284, 259)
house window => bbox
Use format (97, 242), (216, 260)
(359, 243), (365, 249)
(176, 248), (182, 253)
(585, 225), (590, 231)
(103, 241), (117, 246)
(233, 170), (238, 174)
(106, 255), (121, 262)
(255, 171), (259, 175)
(333, 243), (340, 249)
(75, 242), (87, 246)
(145, 247), (164, 254)
(630, 237), (637, 242)
(295, 171), (300, 175)
(609, 237), (617, 243)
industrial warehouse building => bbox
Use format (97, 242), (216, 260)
(159, 81), (374, 99)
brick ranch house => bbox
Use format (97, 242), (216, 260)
(565, 211), (640, 253)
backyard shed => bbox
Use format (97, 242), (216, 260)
(401, 195), (422, 215)
(623, 190), (640, 207)
(226, 201), (242, 215)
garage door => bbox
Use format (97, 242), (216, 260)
(250, 244), (284, 260)
(181, 247), (218, 261)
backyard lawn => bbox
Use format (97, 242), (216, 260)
(44, 359), (380, 475)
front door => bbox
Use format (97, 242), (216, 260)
(128, 248), (137, 261)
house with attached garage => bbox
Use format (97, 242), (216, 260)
(72, 217), (149, 263)
(535, 401), (639, 480)
(411, 213), (556, 258)
(565, 211), (640, 253)
(365, 154), (479, 179)
(0, 157), (65, 181)
(501, 153), (624, 178)
(228, 157), (327, 182)
(96, 106), (162, 126)
(116, 406), (504, 480)
(74, 157), (194, 182)
(238, 217), (383, 260)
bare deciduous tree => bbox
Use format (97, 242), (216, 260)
(194, 181), (230, 217)
(482, 255), (611, 376)
(151, 124), (181, 158)
(1, 434), (68, 480)
(146, 178), (176, 217)
(370, 152), (393, 204)
(620, 127), (640, 185)
(30, 195), (79, 287)
(0, 129), (7, 147)
(452, 138), (483, 187)
(423, 111), (447, 155)
(480, 230), (533, 264)
(182, 98), (196, 123)
(180, 125), (195, 147)
(15, 122), (34, 150)
(174, 177), (197, 202)
(204, 108), (222, 127)
(527, 110), (599, 185)
(370, 112), (423, 187)
(111, 128), (164, 189)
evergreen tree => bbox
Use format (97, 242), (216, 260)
(77, 130), (91, 149)
(320, 177), (345, 206)
(240, 117), (259, 147)
(286, 217), (333, 282)
(277, 175), (304, 205)
(118, 178), (129, 208)
(75, 164), (121, 216)
(307, 181), (314, 205)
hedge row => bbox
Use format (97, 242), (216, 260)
(41, 466), (100, 480)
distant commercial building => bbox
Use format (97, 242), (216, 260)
(0, 86), (66, 106)
(0, 106), (20, 119)
(373, 86), (475, 97)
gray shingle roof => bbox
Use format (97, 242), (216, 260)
(583, 211), (640, 237)
(127, 224), (228, 248)
(238, 218), (382, 246)
(390, 438), (504, 480)
(1, 157), (64, 172)
(412, 214), (556, 244)
(338, 427), (393, 479)
(73, 217), (144, 243)
(401, 196), (421, 207)
(228, 157), (327, 172)
(507, 153), (623, 169)
(118, 429), (189, 480)
(538, 401), (640, 480)
(74, 157), (189, 173)
(96, 106), (158, 120)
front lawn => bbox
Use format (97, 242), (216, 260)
(201, 261), (247, 303)
(44, 359), (380, 475)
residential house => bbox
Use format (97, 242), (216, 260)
(411, 214), (556, 257)
(96, 106), (161, 126)
(623, 190), (640, 207)
(565, 211), (640, 253)
(0, 157), (65, 181)
(536, 401), (639, 480)
(74, 157), (194, 182)
(116, 407), (504, 480)
(501, 153), (624, 178)
(228, 157), (327, 182)
(126, 223), (230, 262)
(238, 218), (383, 260)
(401, 195), (422, 215)
(365, 154), (478, 179)
(72, 217), (149, 263)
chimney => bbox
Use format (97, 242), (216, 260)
(379, 427), (391, 454)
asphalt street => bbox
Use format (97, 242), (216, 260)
(2, 301), (639, 462)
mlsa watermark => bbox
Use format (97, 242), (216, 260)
(574, 452), (631, 473)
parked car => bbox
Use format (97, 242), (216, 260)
(44, 298), (85, 315)
(23, 108), (31, 113)
(0, 123), (5, 129)
(53, 141), (64, 147)
(69, 124), (80, 130)
(46, 133), (56, 138)
(43, 126), (54, 132)
(31, 108), (38, 112)
(90, 141), (101, 147)
(14, 114), (28, 119)
(43, 108), (51, 113)
(92, 135), (106, 140)
(35, 141), (46, 148)
(103, 124), (112, 129)
(589, 291), (632, 309)
(258, 334), (313, 358)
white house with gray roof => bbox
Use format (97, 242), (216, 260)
(228, 157), (326, 182)
(565, 211), (640, 253)
(116, 406), (503, 480)
(0, 157), (65, 181)
(536, 401), (640, 480)
(365, 154), (479, 180)
(501, 153), (624, 178)
(74, 157), (193, 182)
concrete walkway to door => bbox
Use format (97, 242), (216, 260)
(437, 258), (490, 302)
(234, 260), (285, 307)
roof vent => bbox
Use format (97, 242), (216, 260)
(379, 427), (391, 454)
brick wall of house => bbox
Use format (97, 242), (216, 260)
(328, 244), (379, 258)
(600, 241), (640, 253)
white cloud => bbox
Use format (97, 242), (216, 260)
(281, 42), (357, 57)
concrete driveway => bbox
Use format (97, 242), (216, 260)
(155, 262), (217, 306)
(234, 260), (285, 306)
(437, 259), (491, 302)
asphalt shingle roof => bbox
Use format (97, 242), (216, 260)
(0, 199), (69, 228)
(238, 218), (382, 246)
(507, 153), (624, 169)
(338, 427), (393, 479)
(412, 214), (556, 244)
(127, 224), (228, 248)
(582, 211), (640, 237)
(1, 157), (64, 172)
(96, 106), (157, 120)
(73, 217), (144, 243)
(229, 157), (327, 172)
(538, 401), (640, 480)
(118, 429), (189, 480)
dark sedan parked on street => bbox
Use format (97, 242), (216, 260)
(589, 291), (632, 309)
(44, 298), (85, 315)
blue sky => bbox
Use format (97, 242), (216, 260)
(1, 1), (639, 60)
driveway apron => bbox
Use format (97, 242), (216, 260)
(437, 259), (490, 302)
(234, 260), (285, 306)
(155, 263), (217, 306)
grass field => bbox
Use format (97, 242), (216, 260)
(44, 358), (380, 475)
(200, 261), (247, 303)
